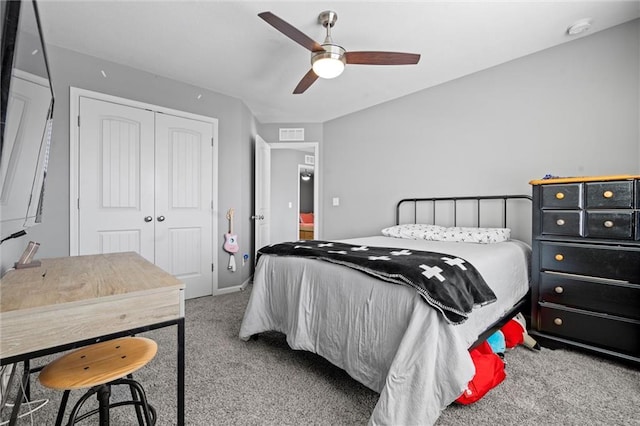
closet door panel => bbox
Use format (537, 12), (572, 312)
(77, 97), (155, 259)
(155, 113), (214, 299)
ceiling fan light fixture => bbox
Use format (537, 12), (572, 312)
(301, 169), (313, 181)
(312, 45), (346, 79)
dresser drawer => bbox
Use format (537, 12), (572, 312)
(541, 184), (582, 209)
(539, 306), (640, 356)
(540, 241), (640, 282)
(539, 273), (640, 319)
(541, 211), (583, 236)
(585, 211), (634, 240)
(585, 181), (634, 209)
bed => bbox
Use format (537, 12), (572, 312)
(240, 195), (532, 425)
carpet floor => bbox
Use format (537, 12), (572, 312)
(4, 286), (640, 425)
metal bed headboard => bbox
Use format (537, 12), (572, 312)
(396, 195), (532, 227)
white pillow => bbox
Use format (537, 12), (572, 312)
(381, 224), (510, 244)
(381, 224), (446, 240)
(439, 226), (511, 244)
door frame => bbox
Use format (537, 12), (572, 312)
(267, 142), (320, 240)
(69, 87), (219, 288)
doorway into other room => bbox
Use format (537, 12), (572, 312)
(298, 165), (314, 240)
(254, 140), (319, 255)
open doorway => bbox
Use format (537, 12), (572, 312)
(254, 140), (319, 253)
(298, 165), (314, 240)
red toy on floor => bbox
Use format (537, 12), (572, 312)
(456, 313), (540, 405)
(456, 340), (505, 405)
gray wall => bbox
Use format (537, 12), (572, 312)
(1, 44), (255, 289)
(322, 20), (640, 240)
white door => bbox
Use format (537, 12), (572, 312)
(78, 97), (156, 259)
(77, 98), (214, 299)
(155, 113), (214, 299)
(254, 135), (271, 258)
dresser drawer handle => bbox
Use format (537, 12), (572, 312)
(556, 219), (565, 226)
(555, 192), (565, 200)
(554, 286), (564, 294)
(603, 190), (614, 199)
(603, 220), (614, 228)
(554, 254), (564, 261)
(554, 318), (563, 326)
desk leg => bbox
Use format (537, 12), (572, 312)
(24, 360), (31, 401)
(8, 362), (29, 426)
(177, 317), (185, 426)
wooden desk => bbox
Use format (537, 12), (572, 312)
(0, 252), (185, 425)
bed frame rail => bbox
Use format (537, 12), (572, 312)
(395, 194), (534, 348)
(396, 195), (532, 228)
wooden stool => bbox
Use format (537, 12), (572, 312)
(39, 337), (158, 426)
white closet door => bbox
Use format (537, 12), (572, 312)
(77, 97), (156, 259)
(155, 113), (214, 299)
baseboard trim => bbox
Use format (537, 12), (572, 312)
(214, 276), (251, 295)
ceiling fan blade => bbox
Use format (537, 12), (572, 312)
(345, 51), (421, 65)
(293, 69), (319, 94)
(258, 11), (325, 52)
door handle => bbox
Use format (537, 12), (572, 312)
(144, 216), (153, 222)
(157, 216), (166, 222)
(251, 215), (264, 220)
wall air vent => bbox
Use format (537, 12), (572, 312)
(279, 128), (304, 141)
(304, 155), (315, 165)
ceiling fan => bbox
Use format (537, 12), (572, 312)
(258, 10), (421, 94)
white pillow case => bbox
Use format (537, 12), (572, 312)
(381, 224), (510, 244)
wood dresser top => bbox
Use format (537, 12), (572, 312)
(0, 252), (184, 313)
(529, 174), (640, 185)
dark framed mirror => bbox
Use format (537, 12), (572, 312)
(0, 0), (55, 240)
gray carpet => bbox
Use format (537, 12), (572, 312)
(6, 286), (640, 425)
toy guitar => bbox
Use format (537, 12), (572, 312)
(224, 208), (239, 254)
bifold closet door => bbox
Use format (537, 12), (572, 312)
(78, 97), (156, 260)
(77, 98), (214, 298)
(154, 113), (214, 299)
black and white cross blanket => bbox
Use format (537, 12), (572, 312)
(258, 240), (497, 325)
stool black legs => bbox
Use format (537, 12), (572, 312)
(97, 384), (111, 426)
(117, 378), (155, 426)
(66, 386), (100, 425)
(128, 373), (145, 425)
(58, 378), (155, 426)
(55, 390), (70, 426)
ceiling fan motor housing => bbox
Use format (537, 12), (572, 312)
(312, 44), (346, 63)
(311, 44), (346, 79)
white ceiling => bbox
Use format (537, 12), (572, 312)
(36, 1), (640, 123)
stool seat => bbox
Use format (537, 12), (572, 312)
(39, 337), (157, 390)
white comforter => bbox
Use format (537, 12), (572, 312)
(239, 236), (530, 425)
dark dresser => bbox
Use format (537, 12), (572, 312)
(530, 175), (640, 363)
